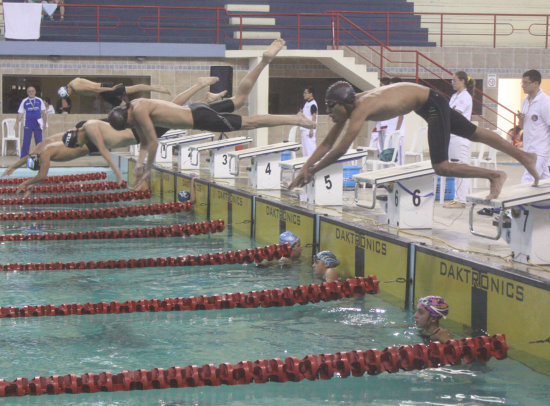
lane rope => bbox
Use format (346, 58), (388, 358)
(0, 201), (192, 222)
(0, 190), (151, 205)
(0, 334), (507, 397)
(0, 181), (127, 195)
(0, 275), (379, 318)
(0, 172), (107, 185)
(0, 219), (225, 242)
(0, 242), (293, 272)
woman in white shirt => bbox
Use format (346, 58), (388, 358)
(444, 71), (474, 208)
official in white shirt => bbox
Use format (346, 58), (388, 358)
(519, 69), (550, 184)
(300, 87), (318, 157)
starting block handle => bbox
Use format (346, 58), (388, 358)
(469, 203), (503, 240)
(190, 148), (200, 166)
(354, 182), (377, 209)
(229, 155), (240, 176)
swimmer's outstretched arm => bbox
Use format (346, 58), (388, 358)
(83, 124), (125, 185)
(16, 152), (52, 196)
(1, 155), (28, 177)
(132, 112), (159, 189)
(289, 121), (346, 189)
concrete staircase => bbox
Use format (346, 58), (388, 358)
(226, 48), (379, 91)
(226, 3), (281, 42)
(409, 0), (550, 47)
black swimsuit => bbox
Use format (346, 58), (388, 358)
(189, 99), (242, 132)
(414, 89), (477, 164)
(100, 83), (127, 107)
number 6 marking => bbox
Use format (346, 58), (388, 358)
(412, 189), (421, 207)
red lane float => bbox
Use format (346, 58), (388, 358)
(0, 275), (380, 318)
(0, 242), (296, 273)
(0, 190), (151, 205)
(0, 181), (127, 195)
(0, 241), (291, 273)
(0, 219), (225, 242)
(0, 334), (507, 397)
(0, 172), (107, 185)
(0, 201), (192, 222)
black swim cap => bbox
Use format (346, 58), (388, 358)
(108, 106), (128, 131)
(325, 81), (356, 105)
(62, 130), (78, 148)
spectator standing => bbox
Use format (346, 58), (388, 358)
(444, 71), (474, 209)
(518, 69), (550, 184)
(43, 97), (55, 114)
(15, 86), (47, 158)
(299, 87), (318, 157)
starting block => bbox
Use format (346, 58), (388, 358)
(228, 142), (300, 189)
(129, 129), (187, 158)
(188, 136), (252, 178)
(353, 161), (435, 229)
(155, 129), (189, 163)
(280, 149), (369, 205)
(468, 179), (550, 264)
(173, 132), (216, 170)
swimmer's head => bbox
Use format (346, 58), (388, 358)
(62, 129), (79, 148)
(177, 190), (191, 202)
(26, 154), (40, 171)
(57, 86), (69, 99)
(418, 296), (449, 320)
(325, 81), (356, 107)
(279, 231), (303, 259)
(108, 106), (129, 131)
(280, 231), (300, 246)
(314, 251), (340, 268)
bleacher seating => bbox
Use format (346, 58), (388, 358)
(37, 0), (433, 48)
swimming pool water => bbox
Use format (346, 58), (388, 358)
(0, 168), (549, 405)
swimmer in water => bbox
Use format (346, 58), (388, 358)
(414, 295), (452, 344)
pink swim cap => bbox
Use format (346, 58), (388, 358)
(418, 296), (449, 320)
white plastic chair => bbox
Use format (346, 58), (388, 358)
(364, 130), (400, 171)
(404, 126), (426, 163)
(287, 126), (298, 160)
(1, 118), (21, 156)
(471, 144), (497, 188)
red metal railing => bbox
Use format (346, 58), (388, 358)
(2, 5), (537, 130)
(330, 14), (518, 132)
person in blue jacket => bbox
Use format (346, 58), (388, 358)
(15, 86), (47, 157)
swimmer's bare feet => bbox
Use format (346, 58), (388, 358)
(198, 77), (219, 87)
(523, 151), (539, 186)
(296, 112), (316, 129)
(157, 85), (171, 95)
(205, 90), (228, 103)
(262, 39), (285, 64)
(486, 170), (507, 200)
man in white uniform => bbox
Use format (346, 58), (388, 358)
(300, 87), (318, 157)
(519, 69), (550, 183)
